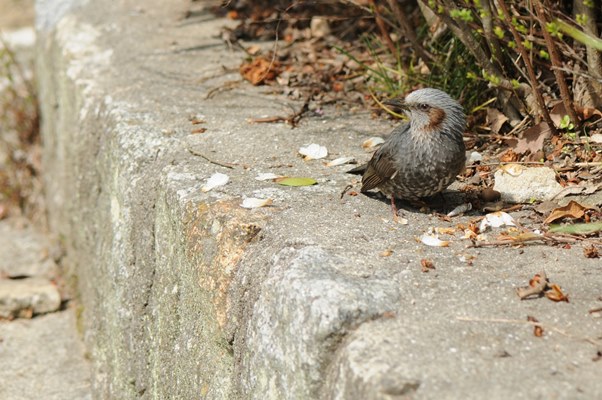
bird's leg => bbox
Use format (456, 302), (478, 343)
(389, 196), (399, 222)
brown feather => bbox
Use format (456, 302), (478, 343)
(361, 150), (398, 192)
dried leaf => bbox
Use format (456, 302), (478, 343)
(201, 173), (229, 192)
(241, 197), (273, 209)
(240, 57), (280, 85)
(420, 258), (435, 272)
(299, 144), (328, 160)
(497, 163), (525, 176)
(583, 245), (599, 258)
(527, 316), (544, 337)
(544, 200), (588, 224)
(507, 122), (552, 155)
(486, 108), (508, 134)
(435, 227), (457, 235)
(549, 102), (568, 127)
(548, 222), (602, 235)
(576, 106), (602, 121)
(545, 284), (569, 302)
(275, 177), (317, 186)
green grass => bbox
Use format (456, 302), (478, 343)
(337, 31), (489, 115)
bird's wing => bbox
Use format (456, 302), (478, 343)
(360, 148), (398, 192)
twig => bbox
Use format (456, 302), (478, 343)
(370, 0), (397, 57)
(205, 80), (242, 99)
(248, 97), (311, 128)
(340, 184), (354, 199)
(385, 0), (433, 61)
(467, 233), (578, 248)
(466, 161), (545, 168)
(187, 148), (235, 169)
(516, 270), (548, 299)
(457, 316), (602, 346)
(497, 0), (557, 135)
(533, 0), (579, 128)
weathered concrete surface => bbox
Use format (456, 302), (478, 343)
(0, 220), (59, 279)
(36, 0), (602, 399)
(0, 310), (92, 400)
(0, 219), (91, 399)
(0, 277), (61, 318)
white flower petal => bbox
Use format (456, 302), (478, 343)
(447, 202), (472, 217)
(420, 233), (450, 247)
(479, 211), (516, 231)
(325, 157), (356, 167)
(201, 173), (229, 192)
(299, 144), (328, 160)
(241, 197), (273, 209)
(255, 173), (283, 181)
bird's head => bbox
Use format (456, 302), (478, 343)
(384, 88), (466, 139)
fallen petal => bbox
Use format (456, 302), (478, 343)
(255, 172), (283, 181)
(447, 202), (472, 217)
(241, 198), (273, 209)
(420, 233), (450, 247)
(202, 172), (229, 192)
(299, 144), (328, 160)
(479, 211), (516, 231)
(325, 157), (356, 167)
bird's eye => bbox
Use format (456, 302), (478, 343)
(418, 103), (430, 111)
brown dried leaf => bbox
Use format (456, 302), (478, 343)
(240, 57), (280, 85)
(486, 108), (509, 134)
(576, 106), (602, 121)
(584, 245), (600, 258)
(380, 249), (393, 257)
(498, 149), (520, 162)
(544, 200), (588, 224)
(509, 122), (552, 155)
(549, 102), (567, 127)
(545, 284), (569, 302)
(420, 258), (435, 272)
(527, 315), (544, 337)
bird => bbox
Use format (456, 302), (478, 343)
(349, 88), (466, 211)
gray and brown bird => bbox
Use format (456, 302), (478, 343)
(349, 88), (466, 209)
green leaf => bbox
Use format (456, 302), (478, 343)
(493, 26), (505, 39)
(548, 222), (602, 235)
(538, 49), (550, 60)
(275, 177), (318, 187)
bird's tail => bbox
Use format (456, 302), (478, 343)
(347, 164), (367, 175)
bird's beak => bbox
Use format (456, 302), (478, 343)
(382, 98), (408, 110)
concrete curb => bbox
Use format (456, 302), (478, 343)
(36, 0), (602, 399)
